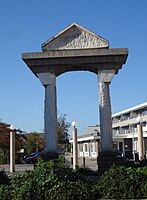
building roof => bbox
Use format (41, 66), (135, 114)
(112, 102), (147, 117)
(69, 125), (100, 143)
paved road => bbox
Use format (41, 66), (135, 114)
(65, 156), (98, 171)
(0, 164), (34, 173)
(0, 156), (98, 173)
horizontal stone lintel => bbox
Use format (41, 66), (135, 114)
(22, 48), (128, 59)
(28, 63), (122, 77)
(22, 48), (128, 76)
(24, 55), (126, 66)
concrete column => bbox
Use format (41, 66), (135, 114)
(37, 73), (57, 152)
(10, 130), (15, 173)
(96, 141), (99, 156)
(98, 70), (115, 152)
(72, 126), (78, 169)
(137, 123), (144, 160)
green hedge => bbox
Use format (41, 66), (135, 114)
(0, 170), (9, 185)
(10, 157), (99, 200)
(0, 157), (147, 199)
(0, 170), (11, 200)
(0, 185), (11, 200)
(0, 155), (6, 164)
(95, 165), (147, 199)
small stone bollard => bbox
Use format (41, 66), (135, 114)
(83, 157), (85, 167)
(71, 157), (73, 165)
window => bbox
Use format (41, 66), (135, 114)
(119, 142), (123, 151)
(79, 144), (83, 152)
(84, 144), (88, 152)
(113, 141), (118, 151)
(91, 143), (95, 152)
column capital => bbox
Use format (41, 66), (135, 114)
(98, 70), (115, 83)
(37, 72), (56, 86)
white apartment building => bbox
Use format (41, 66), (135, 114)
(70, 102), (147, 158)
(112, 102), (147, 154)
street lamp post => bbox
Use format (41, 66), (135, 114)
(10, 125), (16, 173)
(72, 121), (78, 170)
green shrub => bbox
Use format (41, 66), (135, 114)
(2, 159), (147, 200)
(76, 166), (96, 176)
(0, 155), (6, 164)
(95, 165), (147, 199)
(0, 170), (11, 200)
(0, 185), (11, 200)
(48, 180), (94, 200)
(0, 170), (9, 185)
(10, 159), (100, 200)
(11, 161), (55, 200)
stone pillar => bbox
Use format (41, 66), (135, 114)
(96, 141), (99, 156)
(37, 72), (57, 152)
(137, 123), (144, 160)
(98, 70), (115, 152)
(10, 129), (15, 173)
(72, 126), (78, 169)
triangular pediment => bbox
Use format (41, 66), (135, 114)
(42, 23), (109, 51)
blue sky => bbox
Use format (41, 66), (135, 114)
(0, 0), (147, 136)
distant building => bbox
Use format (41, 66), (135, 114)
(77, 125), (100, 158)
(69, 125), (100, 159)
(70, 102), (147, 158)
(112, 102), (147, 153)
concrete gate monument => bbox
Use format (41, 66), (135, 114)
(22, 23), (128, 164)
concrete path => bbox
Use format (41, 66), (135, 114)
(0, 156), (98, 173)
(65, 156), (98, 171)
(0, 164), (34, 173)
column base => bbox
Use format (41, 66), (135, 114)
(97, 151), (125, 175)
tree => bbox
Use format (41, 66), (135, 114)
(24, 113), (70, 154)
(0, 121), (26, 163)
(57, 114), (70, 144)
(25, 132), (45, 154)
(15, 132), (27, 152)
(0, 122), (10, 156)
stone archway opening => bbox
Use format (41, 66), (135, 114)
(57, 71), (98, 133)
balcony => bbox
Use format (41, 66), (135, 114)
(112, 115), (147, 128)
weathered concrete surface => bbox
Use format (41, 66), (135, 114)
(98, 70), (115, 152)
(99, 82), (113, 151)
(42, 22), (109, 50)
(22, 48), (128, 76)
(22, 23), (128, 155)
(38, 73), (57, 152)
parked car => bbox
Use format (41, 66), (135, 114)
(23, 152), (38, 161)
(24, 151), (63, 164)
(113, 150), (123, 157)
(24, 152), (41, 164)
(121, 150), (139, 161)
(57, 149), (64, 155)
